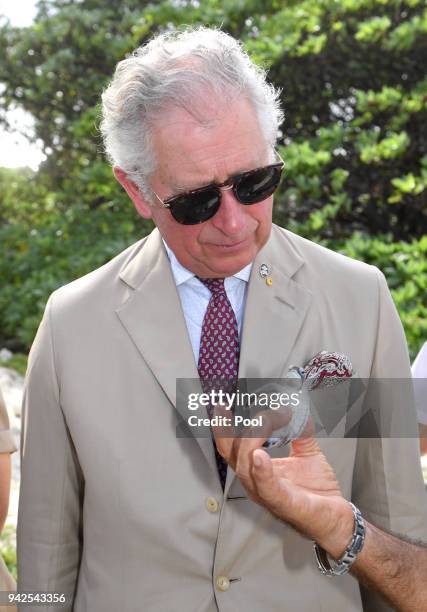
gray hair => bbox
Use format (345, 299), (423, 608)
(100, 26), (283, 199)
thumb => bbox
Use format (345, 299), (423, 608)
(252, 450), (296, 519)
(252, 449), (280, 501)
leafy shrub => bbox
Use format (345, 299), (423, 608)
(0, 0), (425, 356)
(335, 234), (427, 360)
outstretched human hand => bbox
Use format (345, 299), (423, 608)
(213, 409), (354, 558)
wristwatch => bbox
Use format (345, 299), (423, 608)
(314, 502), (365, 576)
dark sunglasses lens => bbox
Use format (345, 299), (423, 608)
(235, 166), (282, 204)
(169, 189), (221, 225)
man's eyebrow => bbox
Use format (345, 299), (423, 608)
(167, 163), (262, 194)
(168, 176), (216, 194)
(168, 180), (201, 193)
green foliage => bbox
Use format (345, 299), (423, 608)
(355, 16), (392, 43)
(336, 235), (427, 360)
(0, 353), (28, 376)
(0, 186), (148, 349)
(0, 525), (16, 579)
(0, 0), (426, 355)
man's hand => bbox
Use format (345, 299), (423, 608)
(212, 408), (354, 559)
(213, 408), (427, 611)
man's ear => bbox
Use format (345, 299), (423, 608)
(113, 167), (153, 219)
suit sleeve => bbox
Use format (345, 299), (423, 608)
(17, 295), (84, 611)
(351, 268), (427, 612)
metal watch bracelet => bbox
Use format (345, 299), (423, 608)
(314, 502), (365, 576)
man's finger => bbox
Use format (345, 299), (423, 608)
(233, 411), (278, 484)
(211, 402), (236, 465)
(212, 406), (277, 472)
(251, 449), (291, 510)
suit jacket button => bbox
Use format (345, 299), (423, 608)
(216, 576), (230, 592)
(206, 496), (220, 513)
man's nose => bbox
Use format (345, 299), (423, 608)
(210, 186), (246, 235)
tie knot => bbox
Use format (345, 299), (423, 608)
(198, 277), (226, 295)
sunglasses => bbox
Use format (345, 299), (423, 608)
(151, 153), (284, 225)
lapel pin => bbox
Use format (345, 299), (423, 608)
(259, 263), (270, 278)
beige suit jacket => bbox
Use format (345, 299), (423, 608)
(17, 225), (427, 611)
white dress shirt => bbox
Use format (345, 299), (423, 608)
(163, 241), (252, 364)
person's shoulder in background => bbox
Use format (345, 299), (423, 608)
(411, 342), (427, 454)
(0, 389), (16, 455)
(411, 341), (427, 425)
(0, 388), (17, 607)
(412, 341), (427, 378)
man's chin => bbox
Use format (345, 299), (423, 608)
(200, 249), (255, 277)
(199, 234), (270, 277)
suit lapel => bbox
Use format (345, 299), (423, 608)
(116, 226), (314, 492)
(116, 229), (217, 472)
(239, 226), (313, 379)
(225, 225), (314, 493)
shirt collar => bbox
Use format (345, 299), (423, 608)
(163, 239), (252, 287)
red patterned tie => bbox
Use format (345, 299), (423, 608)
(197, 278), (240, 488)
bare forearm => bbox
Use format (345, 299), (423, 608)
(320, 509), (427, 612)
(304, 485), (427, 611)
(351, 521), (427, 612)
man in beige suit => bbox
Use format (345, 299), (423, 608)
(17, 27), (427, 611)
